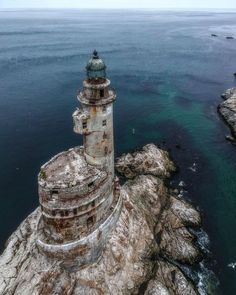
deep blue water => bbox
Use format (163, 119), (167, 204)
(0, 9), (236, 294)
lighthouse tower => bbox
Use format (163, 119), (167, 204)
(36, 51), (122, 268)
(73, 50), (116, 177)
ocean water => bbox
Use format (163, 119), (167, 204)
(0, 9), (236, 294)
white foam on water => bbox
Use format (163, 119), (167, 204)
(228, 262), (236, 269)
(197, 262), (220, 295)
(191, 228), (210, 254)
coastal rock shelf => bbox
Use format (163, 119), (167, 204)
(219, 87), (236, 139)
(0, 144), (202, 295)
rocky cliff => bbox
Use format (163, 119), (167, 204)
(218, 87), (236, 139)
(0, 144), (202, 295)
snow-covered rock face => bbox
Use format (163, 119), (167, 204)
(0, 144), (202, 295)
(219, 87), (236, 139)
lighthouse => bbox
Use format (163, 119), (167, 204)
(36, 51), (122, 268)
(73, 50), (116, 177)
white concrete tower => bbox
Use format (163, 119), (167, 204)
(73, 50), (116, 177)
(36, 52), (121, 267)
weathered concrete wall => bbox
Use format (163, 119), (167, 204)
(38, 146), (117, 243)
(83, 79), (110, 101)
(42, 189), (114, 243)
(83, 103), (114, 177)
(73, 78), (116, 177)
(40, 172), (112, 209)
(36, 192), (122, 269)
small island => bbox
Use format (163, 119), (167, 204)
(218, 87), (236, 141)
(0, 51), (205, 294)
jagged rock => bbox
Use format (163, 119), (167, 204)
(219, 88), (236, 139)
(0, 186), (156, 295)
(0, 144), (202, 294)
(145, 261), (198, 295)
(116, 143), (175, 179)
(156, 196), (201, 264)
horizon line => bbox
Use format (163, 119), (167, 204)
(1, 7), (236, 11)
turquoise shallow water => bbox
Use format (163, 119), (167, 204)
(0, 9), (236, 294)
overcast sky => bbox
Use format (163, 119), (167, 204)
(1, 0), (236, 9)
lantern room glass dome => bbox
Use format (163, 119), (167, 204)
(86, 50), (106, 80)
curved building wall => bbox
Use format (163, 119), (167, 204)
(37, 192), (122, 270)
(41, 189), (114, 243)
(39, 174), (112, 208)
(39, 173), (114, 243)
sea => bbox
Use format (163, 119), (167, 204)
(0, 9), (236, 294)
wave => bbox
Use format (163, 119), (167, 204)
(192, 228), (210, 254)
(0, 47), (126, 69)
(176, 261), (219, 295)
(175, 227), (220, 294)
(0, 54), (81, 68)
(197, 262), (220, 295)
(0, 30), (55, 36)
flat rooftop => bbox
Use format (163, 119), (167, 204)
(39, 147), (107, 189)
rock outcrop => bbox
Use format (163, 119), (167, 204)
(219, 87), (236, 139)
(144, 261), (197, 295)
(0, 144), (202, 295)
(116, 143), (176, 179)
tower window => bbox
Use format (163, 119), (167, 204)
(102, 120), (107, 127)
(104, 146), (108, 155)
(88, 181), (94, 188)
(87, 216), (95, 227)
(82, 121), (87, 129)
(51, 190), (58, 201)
(102, 106), (106, 112)
(100, 89), (104, 98)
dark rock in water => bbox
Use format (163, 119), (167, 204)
(233, 73), (236, 78)
(211, 34), (218, 37)
(226, 36), (234, 39)
(218, 88), (236, 140)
